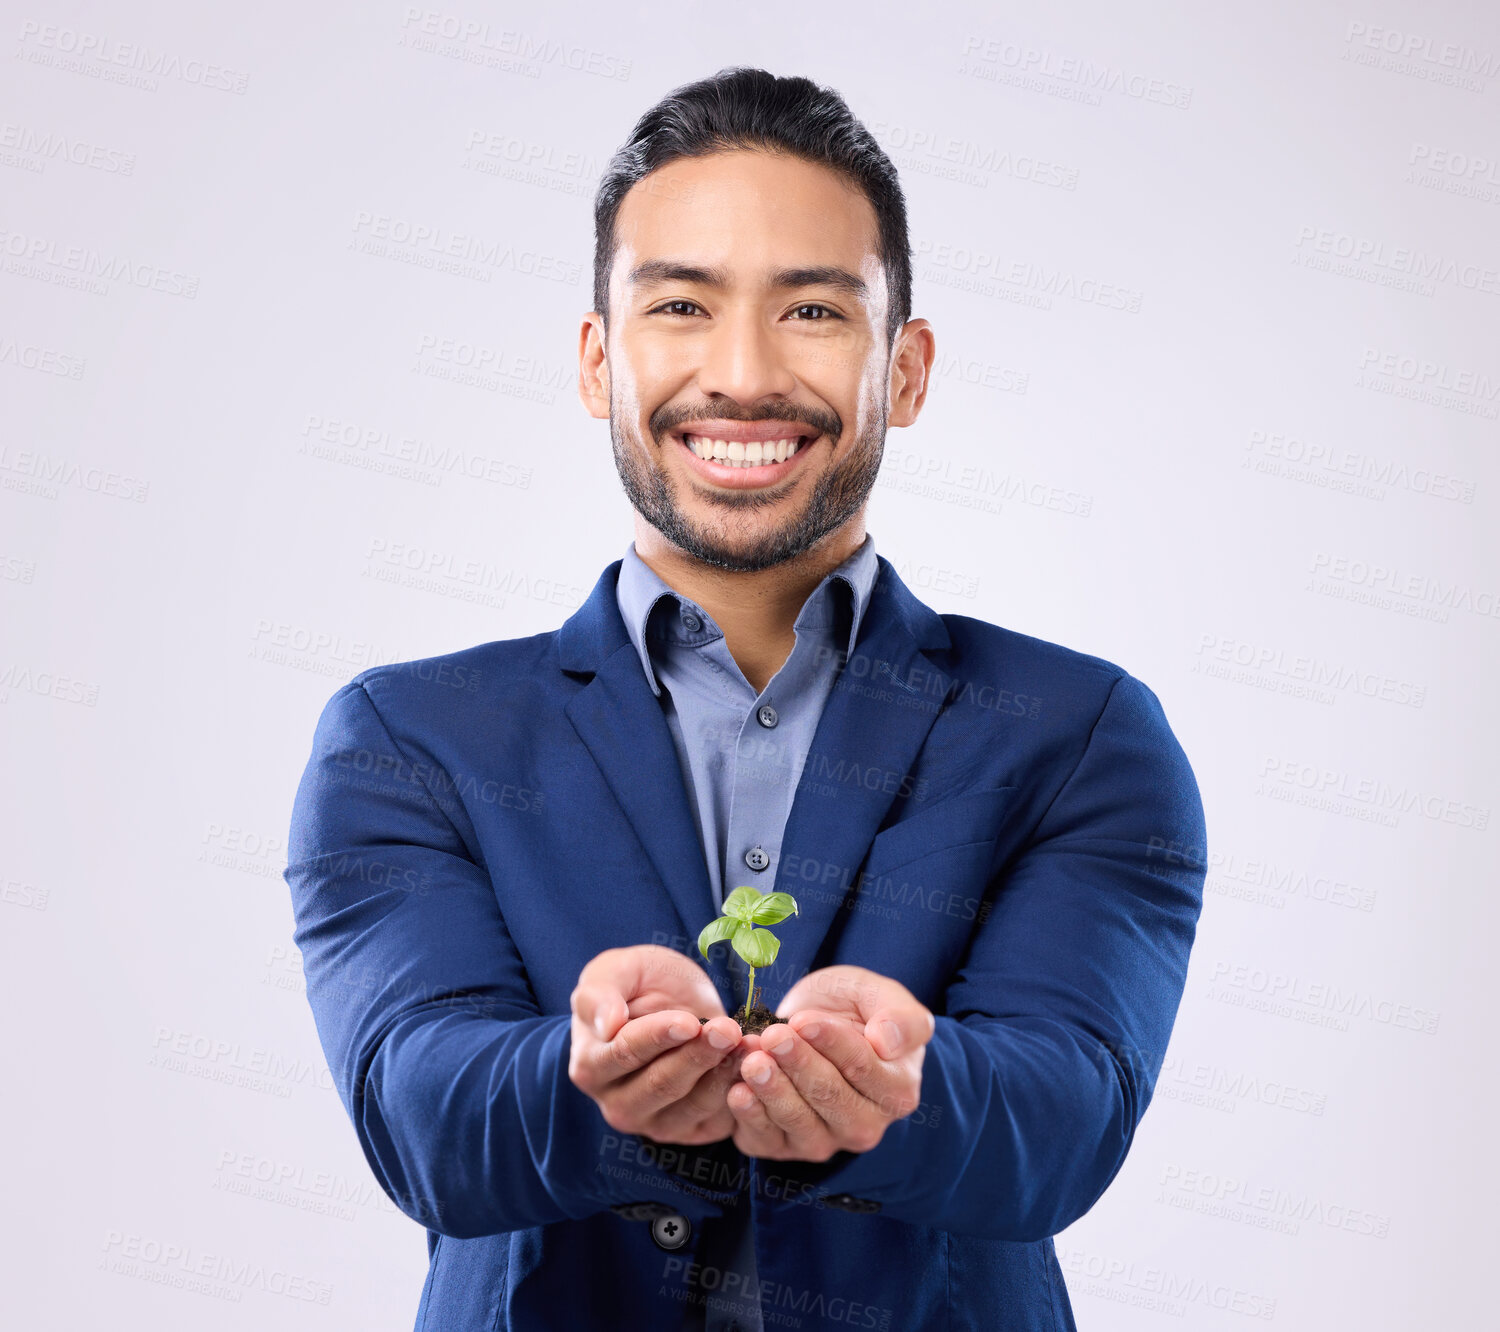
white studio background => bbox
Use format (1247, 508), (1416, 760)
(3, 2), (1495, 1328)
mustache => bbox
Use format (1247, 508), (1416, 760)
(654, 407), (841, 437)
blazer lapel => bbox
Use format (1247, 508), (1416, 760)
(762, 562), (951, 1008)
(559, 562), (738, 1001)
(556, 554), (953, 1014)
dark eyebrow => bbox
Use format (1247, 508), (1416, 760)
(627, 260), (868, 301)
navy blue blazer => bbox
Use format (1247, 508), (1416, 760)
(283, 552), (1207, 1331)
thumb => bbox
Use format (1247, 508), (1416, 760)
(571, 983), (625, 1042)
(592, 995), (623, 1042)
(867, 1006), (936, 1059)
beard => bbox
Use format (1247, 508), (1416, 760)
(608, 392), (887, 574)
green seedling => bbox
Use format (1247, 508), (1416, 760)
(697, 886), (800, 1023)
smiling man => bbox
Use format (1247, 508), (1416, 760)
(284, 67), (1207, 1332)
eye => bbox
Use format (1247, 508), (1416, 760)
(788, 303), (842, 321)
(649, 300), (703, 317)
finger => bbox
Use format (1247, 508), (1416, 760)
(578, 1010), (710, 1092)
(774, 964), (883, 1024)
(737, 1046), (839, 1160)
(758, 1020), (886, 1145)
(650, 1047), (745, 1142)
(727, 1076), (786, 1157)
(610, 1017), (742, 1121)
(572, 945), (722, 1041)
(789, 1013), (921, 1123)
(570, 948), (642, 1042)
(775, 968), (933, 1054)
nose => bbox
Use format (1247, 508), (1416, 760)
(694, 307), (798, 405)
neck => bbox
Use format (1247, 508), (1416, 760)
(632, 517), (867, 695)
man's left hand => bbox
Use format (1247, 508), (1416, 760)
(726, 965), (934, 1162)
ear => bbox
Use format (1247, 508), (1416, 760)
(578, 312), (610, 421)
(887, 318), (935, 428)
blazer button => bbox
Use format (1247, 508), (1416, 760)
(650, 1213), (692, 1250)
(817, 1193), (882, 1214)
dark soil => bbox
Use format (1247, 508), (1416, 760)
(699, 1005), (780, 1036)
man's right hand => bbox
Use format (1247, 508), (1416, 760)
(568, 944), (746, 1147)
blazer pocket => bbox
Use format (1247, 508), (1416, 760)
(862, 784), (1018, 878)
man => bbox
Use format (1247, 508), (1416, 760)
(284, 67), (1207, 1331)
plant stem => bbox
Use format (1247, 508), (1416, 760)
(746, 965), (756, 1015)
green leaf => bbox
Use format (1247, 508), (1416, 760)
(697, 915), (739, 960)
(732, 925), (781, 968)
(749, 891), (799, 926)
(722, 886), (763, 923)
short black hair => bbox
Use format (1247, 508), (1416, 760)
(593, 67), (912, 348)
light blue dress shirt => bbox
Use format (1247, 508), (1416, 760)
(614, 531), (881, 1332)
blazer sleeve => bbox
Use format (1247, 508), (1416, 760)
(283, 679), (742, 1239)
(765, 672), (1208, 1241)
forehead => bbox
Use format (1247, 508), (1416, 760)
(612, 148), (884, 296)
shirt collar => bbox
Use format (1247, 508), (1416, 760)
(614, 533), (881, 698)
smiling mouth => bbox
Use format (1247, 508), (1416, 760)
(673, 431), (815, 469)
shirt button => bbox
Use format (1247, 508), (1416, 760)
(681, 611), (702, 632)
(757, 704), (778, 728)
(744, 846), (769, 871)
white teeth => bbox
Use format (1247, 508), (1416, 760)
(684, 435), (803, 468)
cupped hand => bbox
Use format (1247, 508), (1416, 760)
(568, 944), (748, 1146)
(725, 965), (934, 1162)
